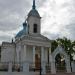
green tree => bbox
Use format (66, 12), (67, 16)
(51, 37), (75, 61)
(51, 40), (58, 53)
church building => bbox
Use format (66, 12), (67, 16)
(0, 0), (72, 75)
(0, 0), (51, 74)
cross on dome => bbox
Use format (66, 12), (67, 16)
(32, 0), (36, 9)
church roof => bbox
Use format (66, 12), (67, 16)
(28, 9), (40, 18)
(15, 34), (51, 47)
(15, 22), (27, 38)
(20, 34), (50, 42)
(28, 0), (41, 18)
(15, 30), (26, 38)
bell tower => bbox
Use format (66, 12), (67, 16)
(27, 0), (41, 35)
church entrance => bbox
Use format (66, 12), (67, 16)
(35, 54), (40, 70)
(55, 54), (66, 72)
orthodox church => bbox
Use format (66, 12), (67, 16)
(0, 0), (72, 75)
(1, 0), (51, 74)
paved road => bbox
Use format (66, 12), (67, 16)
(35, 72), (75, 75)
(47, 72), (75, 75)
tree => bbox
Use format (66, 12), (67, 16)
(51, 37), (75, 61)
(57, 37), (75, 61)
(51, 40), (58, 53)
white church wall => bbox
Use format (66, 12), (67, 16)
(15, 43), (22, 62)
(26, 46), (33, 62)
(20, 45), (24, 63)
(27, 16), (41, 34)
(71, 61), (75, 72)
(1, 42), (15, 62)
(44, 48), (48, 63)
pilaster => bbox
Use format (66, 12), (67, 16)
(33, 46), (36, 67)
(23, 45), (29, 73)
(41, 47), (46, 74)
(66, 60), (71, 73)
(8, 62), (12, 72)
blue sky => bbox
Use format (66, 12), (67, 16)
(0, 0), (75, 44)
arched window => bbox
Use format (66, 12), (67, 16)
(33, 24), (38, 33)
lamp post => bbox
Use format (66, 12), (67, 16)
(40, 49), (41, 75)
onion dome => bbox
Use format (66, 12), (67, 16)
(15, 22), (28, 38)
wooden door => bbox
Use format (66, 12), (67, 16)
(35, 54), (40, 70)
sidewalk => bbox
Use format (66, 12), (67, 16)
(33, 72), (75, 75)
(47, 72), (75, 75)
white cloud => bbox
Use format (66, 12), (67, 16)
(0, 0), (75, 43)
(39, 0), (75, 40)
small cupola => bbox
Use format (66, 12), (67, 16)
(28, 0), (41, 18)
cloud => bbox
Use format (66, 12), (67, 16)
(0, 0), (32, 44)
(0, 0), (75, 44)
(39, 0), (75, 40)
(0, 0), (31, 30)
(65, 22), (75, 40)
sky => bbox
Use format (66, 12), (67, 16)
(0, 0), (75, 44)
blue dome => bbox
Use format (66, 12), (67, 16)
(15, 22), (27, 38)
(28, 9), (40, 18)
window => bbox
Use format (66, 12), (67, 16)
(33, 24), (37, 33)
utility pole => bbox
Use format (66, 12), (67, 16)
(40, 50), (41, 75)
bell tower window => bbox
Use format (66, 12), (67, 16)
(33, 24), (38, 33)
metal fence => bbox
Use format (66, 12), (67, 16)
(0, 62), (66, 73)
(0, 62), (9, 71)
(56, 65), (66, 72)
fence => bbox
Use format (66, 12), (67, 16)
(0, 62), (9, 71)
(0, 62), (69, 73)
(0, 62), (51, 72)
